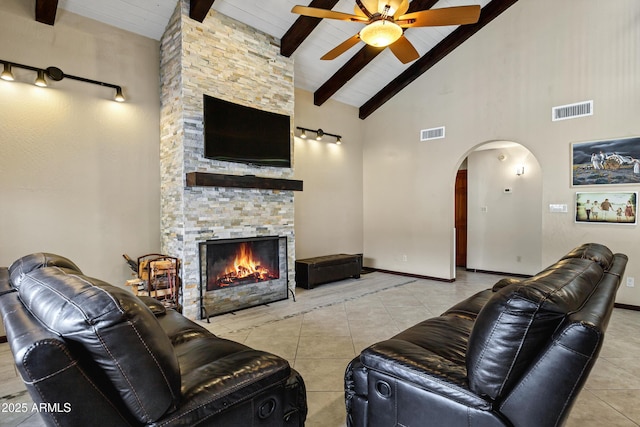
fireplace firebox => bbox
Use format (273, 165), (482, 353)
(199, 236), (288, 319)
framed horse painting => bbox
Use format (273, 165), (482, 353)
(571, 136), (640, 186)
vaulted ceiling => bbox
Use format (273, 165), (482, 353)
(33, 0), (519, 119)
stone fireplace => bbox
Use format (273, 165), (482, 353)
(159, 1), (296, 319)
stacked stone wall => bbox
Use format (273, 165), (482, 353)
(160, 0), (295, 319)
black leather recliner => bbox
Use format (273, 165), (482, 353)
(0, 253), (307, 426)
(345, 243), (627, 427)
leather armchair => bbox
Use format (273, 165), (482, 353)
(0, 253), (307, 426)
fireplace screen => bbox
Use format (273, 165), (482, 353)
(199, 236), (288, 318)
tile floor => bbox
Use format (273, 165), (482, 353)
(1, 270), (640, 426)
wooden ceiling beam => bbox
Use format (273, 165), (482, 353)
(314, 45), (384, 106)
(313, 0), (440, 106)
(359, 0), (520, 119)
(190, 0), (216, 23)
(35, 0), (58, 26)
(281, 0), (341, 57)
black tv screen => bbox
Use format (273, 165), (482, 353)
(203, 94), (291, 168)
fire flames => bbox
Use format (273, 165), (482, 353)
(216, 243), (278, 287)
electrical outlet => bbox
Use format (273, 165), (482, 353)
(627, 277), (635, 288)
(402, 254), (408, 262)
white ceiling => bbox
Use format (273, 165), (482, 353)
(57, 0), (490, 108)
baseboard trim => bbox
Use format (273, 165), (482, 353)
(366, 268), (454, 283)
(614, 303), (640, 311)
(465, 268), (533, 278)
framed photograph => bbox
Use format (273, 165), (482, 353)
(571, 136), (640, 186)
(575, 192), (637, 224)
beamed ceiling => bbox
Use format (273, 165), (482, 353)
(34, 0), (519, 119)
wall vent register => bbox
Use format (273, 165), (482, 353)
(420, 126), (446, 141)
(552, 100), (593, 121)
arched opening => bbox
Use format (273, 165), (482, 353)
(455, 141), (542, 276)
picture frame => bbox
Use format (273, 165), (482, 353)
(571, 136), (640, 186)
(575, 191), (637, 224)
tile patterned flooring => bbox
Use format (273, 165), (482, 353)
(1, 270), (640, 426)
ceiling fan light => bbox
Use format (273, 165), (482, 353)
(360, 19), (403, 47)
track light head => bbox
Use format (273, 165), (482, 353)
(114, 86), (125, 102)
(316, 129), (324, 140)
(1, 62), (14, 81)
(35, 70), (47, 87)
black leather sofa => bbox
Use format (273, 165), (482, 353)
(0, 253), (307, 426)
(345, 243), (627, 427)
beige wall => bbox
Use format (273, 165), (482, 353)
(362, 0), (640, 305)
(0, 1), (161, 286)
(293, 89), (365, 259)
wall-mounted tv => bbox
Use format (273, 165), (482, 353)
(203, 94), (291, 168)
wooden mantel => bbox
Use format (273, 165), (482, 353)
(185, 172), (303, 191)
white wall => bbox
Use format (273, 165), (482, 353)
(293, 89), (364, 259)
(0, 1), (161, 286)
(467, 144), (542, 275)
(362, 0), (640, 305)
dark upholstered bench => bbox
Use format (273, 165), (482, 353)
(295, 254), (362, 289)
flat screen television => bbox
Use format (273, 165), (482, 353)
(203, 94), (291, 168)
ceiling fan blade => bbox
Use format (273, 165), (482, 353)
(354, 5), (367, 18)
(388, 35), (419, 64)
(399, 5), (481, 28)
(291, 5), (367, 22)
(321, 34), (362, 60)
(392, 0), (410, 18)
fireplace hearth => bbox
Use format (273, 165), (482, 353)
(199, 236), (288, 319)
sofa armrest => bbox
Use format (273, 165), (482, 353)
(138, 295), (167, 316)
(360, 339), (490, 410)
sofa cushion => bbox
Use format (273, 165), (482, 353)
(17, 266), (181, 423)
(8, 253), (81, 289)
(466, 257), (604, 400)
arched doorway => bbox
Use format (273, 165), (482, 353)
(455, 141), (542, 276)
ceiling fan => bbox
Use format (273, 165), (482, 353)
(291, 0), (481, 64)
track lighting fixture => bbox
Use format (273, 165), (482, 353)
(0, 59), (125, 102)
(296, 127), (343, 144)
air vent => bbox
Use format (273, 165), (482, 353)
(420, 126), (445, 141)
(552, 100), (593, 121)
